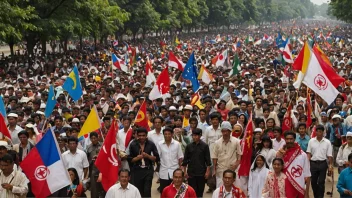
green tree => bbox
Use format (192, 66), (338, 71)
(329, 0), (352, 23)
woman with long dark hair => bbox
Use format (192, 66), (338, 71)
(58, 168), (86, 197)
(255, 136), (276, 166)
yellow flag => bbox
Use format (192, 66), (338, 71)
(78, 105), (101, 138)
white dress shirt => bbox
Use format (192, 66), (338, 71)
(157, 139), (184, 180)
(8, 125), (23, 144)
(148, 128), (164, 144)
(336, 143), (352, 166)
(117, 128), (130, 151)
(0, 169), (28, 198)
(271, 138), (286, 151)
(62, 149), (89, 180)
(204, 125), (222, 158)
(105, 183), (141, 198)
(307, 137), (333, 161)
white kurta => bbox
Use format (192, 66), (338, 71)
(248, 157), (270, 198)
(105, 183), (141, 198)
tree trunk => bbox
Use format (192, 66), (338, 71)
(41, 37), (47, 56)
(8, 41), (14, 57)
(79, 35), (83, 50)
(64, 38), (68, 52)
(26, 35), (37, 57)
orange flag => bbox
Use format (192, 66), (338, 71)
(238, 114), (253, 177)
(134, 100), (150, 131)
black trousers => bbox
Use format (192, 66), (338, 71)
(188, 176), (206, 198)
(160, 178), (172, 194)
(131, 167), (154, 197)
(310, 160), (328, 198)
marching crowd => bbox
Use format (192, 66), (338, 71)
(0, 19), (352, 198)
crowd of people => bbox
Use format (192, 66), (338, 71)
(0, 19), (352, 198)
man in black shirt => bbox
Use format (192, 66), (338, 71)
(128, 128), (159, 197)
(182, 128), (211, 198)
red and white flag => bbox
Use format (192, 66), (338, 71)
(306, 92), (312, 128)
(149, 67), (170, 100)
(283, 42), (293, 63)
(168, 51), (184, 71)
(145, 59), (156, 86)
(0, 114), (11, 139)
(211, 50), (228, 67)
(95, 119), (119, 191)
(238, 114), (254, 177)
(282, 103), (292, 133)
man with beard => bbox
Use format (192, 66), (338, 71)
(277, 131), (311, 198)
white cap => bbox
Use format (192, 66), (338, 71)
(25, 123), (34, 128)
(183, 105), (193, 111)
(72, 118), (80, 123)
(40, 103), (46, 109)
(169, 106), (177, 111)
(254, 128), (262, 132)
(332, 114), (342, 120)
(241, 88), (248, 92)
(7, 113), (18, 118)
(20, 97), (30, 103)
(36, 111), (45, 115)
(221, 121), (232, 131)
(346, 132), (352, 137)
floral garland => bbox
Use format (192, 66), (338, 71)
(174, 183), (188, 198)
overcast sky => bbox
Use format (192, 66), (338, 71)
(310, 0), (329, 5)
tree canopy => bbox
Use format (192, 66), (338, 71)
(0, 0), (318, 55)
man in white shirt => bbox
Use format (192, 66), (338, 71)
(62, 137), (89, 180)
(157, 127), (184, 194)
(7, 113), (23, 144)
(117, 117), (132, 170)
(148, 116), (164, 144)
(307, 124), (333, 198)
(272, 126), (285, 151)
(336, 132), (352, 172)
(203, 112), (222, 192)
(105, 169), (141, 198)
(0, 154), (28, 198)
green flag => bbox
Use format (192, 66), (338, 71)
(229, 53), (240, 76)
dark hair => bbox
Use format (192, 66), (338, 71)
(272, 157), (284, 166)
(122, 116), (132, 123)
(348, 153), (352, 161)
(69, 127), (79, 133)
(192, 128), (202, 136)
(174, 115), (183, 122)
(298, 122), (307, 128)
(189, 117), (198, 124)
(68, 168), (80, 185)
(18, 130), (29, 138)
(251, 155), (269, 171)
(260, 136), (273, 149)
(153, 116), (164, 123)
(0, 154), (14, 164)
(173, 168), (184, 177)
(284, 131), (296, 139)
(136, 128), (148, 134)
(316, 124), (325, 131)
(223, 169), (236, 178)
(163, 127), (174, 134)
(118, 169), (130, 176)
(54, 116), (63, 122)
(90, 132), (99, 138)
(199, 109), (207, 114)
(67, 137), (78, 144)
(273, 126), (282, 134)
(263, 107), (270, 113)
(209, 112), (221, 121)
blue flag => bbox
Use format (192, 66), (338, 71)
(44, 85), (56, 118)
(62, 66), (83, 101)
(0, 96), (6, 117)
(182, 52), (200, 92)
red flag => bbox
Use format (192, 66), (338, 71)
(134, 100), (150, 131)
(282, 103), (292, 133)
(310, 125), (316, 139)
(148, 67), (170, 100)
(238, 115), (254, 177)
(306, 92), (312, 128)
(95, 119), (119, 191)
(0, 114), (11, 139)
(124, 128), (133, 148)
(168, 51), (184, 71)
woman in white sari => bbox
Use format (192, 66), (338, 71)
(248, 154), (270, 198)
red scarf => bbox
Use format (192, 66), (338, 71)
(283, 143), (301, 170)
(218, 185), (246, 198)
(273, 174), (281, 198)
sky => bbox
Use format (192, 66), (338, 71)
(310, 0), (329, 5)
